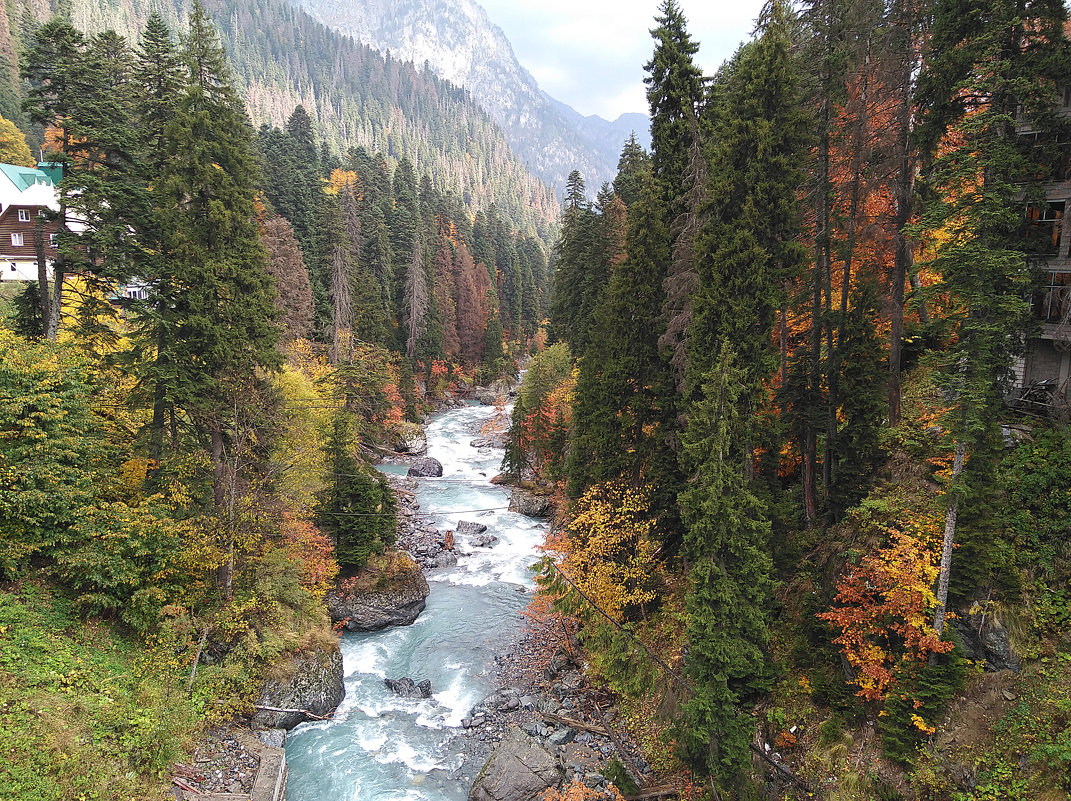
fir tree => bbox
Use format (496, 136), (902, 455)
(568, 171), (681, 548)
(155, 0), (280, 504)
(678, 342), (773, 783)
(644, 0), (704, 211)
(913, 0), (1070, 634)
(317, 413), (397, 571)
(687, 1), (809, 449)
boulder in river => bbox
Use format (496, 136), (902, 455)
(456, 520), (488, 537)
(469, 726), (563, 801)
(384, 677), (432, 699)
(326, 553), (431, 631)
(252, 645), (345, 730)
(408, 457), (444, 478)
(508, 488), (552, 518)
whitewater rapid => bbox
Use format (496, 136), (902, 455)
(284, 402), (546, 800)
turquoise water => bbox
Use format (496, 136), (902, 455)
(285, 404), (546, 800)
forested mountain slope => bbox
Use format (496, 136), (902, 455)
(0, 0), (558, 238)
(288, 0), (651, 191)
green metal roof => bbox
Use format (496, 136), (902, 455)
(0, 163), (56, 191)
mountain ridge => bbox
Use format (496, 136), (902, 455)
(288, 0), (651, 192)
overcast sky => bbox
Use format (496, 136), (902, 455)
(478, 0), (769, 121)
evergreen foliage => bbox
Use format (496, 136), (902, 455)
(317, 413), (397, 571)
(677, 342), (774, 782)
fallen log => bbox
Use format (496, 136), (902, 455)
(624, 787), (679, 801)
(536, 711), (608, 736)
(253, 704), (334, 721)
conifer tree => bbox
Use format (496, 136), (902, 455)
(568, 172), (679, 532)
(678, 342), (773, 782)
(261, 216), (314, 343)
(644, 0), (704, 211)
(687, 1), (808, 448)
(317, 413), (397, 571)
(155, 0), (279, 505)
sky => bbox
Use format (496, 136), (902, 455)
(478, 0), (769, 121)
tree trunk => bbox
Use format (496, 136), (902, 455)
(933, 440), (966, 637)
(888, 0), (918, 427)
(33, 222), (50, 337)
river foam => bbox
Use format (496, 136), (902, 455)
(284, 401), (538, 801)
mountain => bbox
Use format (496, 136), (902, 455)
(287, 0), (652, 192)
(0, 0), (560, 239)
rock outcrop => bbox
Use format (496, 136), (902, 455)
(394, 422), (428, 455)
(252, 646), (345, 730)
(952, 615), (1021, 672)
(469, 726), (563, 801)
(408, 457), (444, 478)
(326, 555), (430, 631)
(508, 488), (552, 518)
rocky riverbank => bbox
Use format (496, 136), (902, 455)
(459, 614), (654, 799)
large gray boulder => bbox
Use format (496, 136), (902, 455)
(408, 457), (444, 478)
(326, 555), (430, 631)
(469, 726), (563, 801)
(252, 645), (344, 730)
(508, 488), (552, 518)
(456, 520), (488, 537)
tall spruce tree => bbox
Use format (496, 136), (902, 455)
(568, 171), (682, 544)
(677, 342), (774, 783)
(687, 1), (809, 449)
(645, 0), (704, 208)
(155, 0), (279, 505)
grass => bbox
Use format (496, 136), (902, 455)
(0, 582), (200, 801)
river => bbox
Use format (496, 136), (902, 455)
(284, 402), (546, 801)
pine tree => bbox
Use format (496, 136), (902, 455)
(612, 133), (650, 208)
(549, 171), (603, 353)
(678, 342), (773, 782)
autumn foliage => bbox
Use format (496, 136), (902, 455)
(819, 524), (953, 702)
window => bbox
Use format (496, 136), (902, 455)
(1024, 201), (1064, 256)
(1035, 271), (1071, 323)
(10, 233), (23, 247)
(49, 233), (57, 247)
(17, 209), (29, 222)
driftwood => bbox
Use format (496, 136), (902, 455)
(253, 704), (334, 721)
(171, 776), (198, 793)
(172, 764), (205, 782)
(537, 711), (607, 735)
(624, 787), (679, 801)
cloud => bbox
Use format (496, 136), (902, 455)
(479, 0), (767, 119)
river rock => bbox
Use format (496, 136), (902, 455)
(472, 533), (499, 548)
(469, 726), (564, 801)
(251, 645), (345, 730)
(326, 555), (430, 631)
(384, 677), (433, 698)
(476, 390), (500, 406)
(509, 488), (552, 518)
(470, 433), (507, 449)
(394, 422), (428, 455)
(456, 520), (488, 537)
(408, 457), (444, 478)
